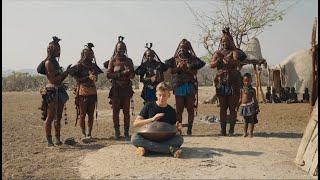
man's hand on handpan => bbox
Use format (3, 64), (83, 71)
(152, 113), (165, 122)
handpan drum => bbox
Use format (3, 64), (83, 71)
(136, 121), (177, 142)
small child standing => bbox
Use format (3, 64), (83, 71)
(302, 88), (310, 103)
(237, 73), (259, 137)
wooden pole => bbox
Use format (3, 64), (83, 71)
(257, 67), (266, 103)
(310, 18), (317, 111)
(267, 67), (271, 87)
(253, 65), (259, 101)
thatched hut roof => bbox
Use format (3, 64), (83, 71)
(270, 49), (313, 93)
(241, 37), (267, 66)
(243, 37), (263, 60)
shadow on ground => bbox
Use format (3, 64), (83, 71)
(181, 147), (263, 159)
(183, 132), (303, 138)
(254, 132), (303, 138)
(58, 143), (106, 151)
(188, 134), (242, 137)
(135, 147), (220, 159)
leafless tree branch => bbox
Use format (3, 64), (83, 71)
(187, 0), (300, 51)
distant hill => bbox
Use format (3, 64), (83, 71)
(2, 65), (139, 77)
(2, 68), (37, 77)
(2, 68), (13, 77)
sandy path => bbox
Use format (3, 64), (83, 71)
(79, 136), (313, 179)
(2, 89), (314, 179)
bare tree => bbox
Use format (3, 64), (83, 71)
(187, 0), (299, 55)
(187, 0), (299, 103)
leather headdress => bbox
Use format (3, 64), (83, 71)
(141, 43), (162, 64)
(218, 27), (237, 50)
(79, 43), (95, 63)
(47, 36), (61, 59)
(111, 36), (128, 59)
(173, 39), (196, 59)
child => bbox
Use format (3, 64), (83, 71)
(284, 87), (290, 100)
(271, 88), (281, 103)
(279, 87), (287, 102)
(302, 88), (310, 103)
(237, 73), (259, 137)
(287, 87), (298, 103)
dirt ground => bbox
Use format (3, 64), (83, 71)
(2, 87), (315, 179)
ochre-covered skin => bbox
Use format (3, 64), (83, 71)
(135, 45), (168, 103)
(105, 37), (135, 139)
(210, 28), (245, 136)
(42, 37), (70, 146)
(70, 44), (101, 137)
(165, 39), (206, 135)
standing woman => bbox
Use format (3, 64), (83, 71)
(38, 36), (71, 146)
(210, 27), (246, 136)
(135, 43), (168, 104)
(165, 39), (205, 135)
(105, 36), (135, 140)
(69, 43), (103, 139)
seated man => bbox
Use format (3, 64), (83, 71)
(131, 82), (183, 158)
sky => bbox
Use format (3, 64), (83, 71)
(2, 0), (318, 70)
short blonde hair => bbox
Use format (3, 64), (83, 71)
(156, 82), (171, 92)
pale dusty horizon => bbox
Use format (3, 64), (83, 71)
(2, 0), (318, 70)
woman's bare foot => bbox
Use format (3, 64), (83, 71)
(55, 140), (63, 146)
(136, 147), (146, 156)
(243, 133), (248, 137)
(248, 133), (253, 138)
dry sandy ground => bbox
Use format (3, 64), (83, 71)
(2, 87), (315, 179)
(79, 137), (309, 179)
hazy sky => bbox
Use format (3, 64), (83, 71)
(2, 0), (318, 70)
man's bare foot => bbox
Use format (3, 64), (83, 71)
(169, 146), (182, 158)
(173, 148), (182, 158)
(243, 133), (248, 137)
(248, 133), (253, 138)
(136, 147), (146, 156)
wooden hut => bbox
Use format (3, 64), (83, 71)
(242, 37), (267, 102)
(294, 17), (318, 177)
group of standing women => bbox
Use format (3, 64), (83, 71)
(38, 27), (246, 147)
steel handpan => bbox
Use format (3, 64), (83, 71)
(137, 121), (177, 142)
